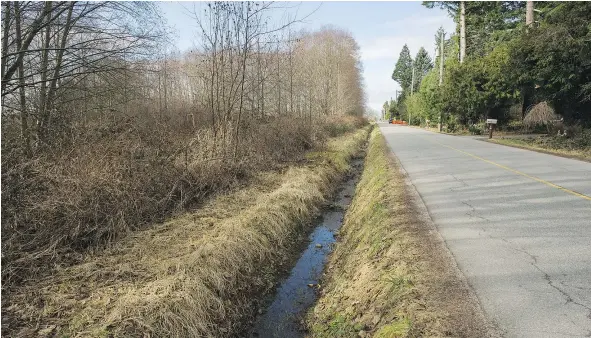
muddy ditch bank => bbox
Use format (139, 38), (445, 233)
(248, 157), (365, 338)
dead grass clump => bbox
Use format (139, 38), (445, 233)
(2, 126), (371, 337)
(524, 101), (561, 132)
(113, 167), (330, 337)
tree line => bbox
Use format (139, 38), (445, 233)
(1, 1), (366, 292)
(1, 2), (166, 153)
(385, 1), (591, 132)
(2, 2), (365, 158)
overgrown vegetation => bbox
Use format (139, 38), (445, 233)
(308, 128), (496, 338)
(385, 2), (591, 141)
(2, 126), (370, 337)
(1, 1), (368, 329)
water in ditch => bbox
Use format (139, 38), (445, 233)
(249, 158), (364, 338)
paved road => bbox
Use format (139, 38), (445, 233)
(379, 124), (591, 338)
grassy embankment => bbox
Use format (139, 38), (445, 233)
(308, 128), (498, 338)
(488, 135), (591, 162)
(3, 125), (370, 337)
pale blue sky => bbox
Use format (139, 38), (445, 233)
(159, 1), (455, 113)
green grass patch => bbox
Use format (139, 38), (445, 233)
(311, 314), (366, 338)
(374, 318), (411, 338)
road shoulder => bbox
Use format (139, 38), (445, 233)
(308, 127), (501, 337)
(485, 137), (591, 163)
(408, 124), (591, 163)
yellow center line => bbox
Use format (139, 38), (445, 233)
(429, 138), (591, 202)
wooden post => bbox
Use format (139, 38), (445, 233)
(486, 119), (497, 139)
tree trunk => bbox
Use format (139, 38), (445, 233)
(15, 3), (31, 156)
(439, 29), (445, 132)
(38, 2), (74, 143)
(163, 53), (168, 112)
(526, 1), (534, 27)
(158, 68), (162, 118)
(289, 31), (294, 114)
(411, 63), (415, 95)
(459, 1), (466, 63)
(276, 44), (281, 116)
(233, 3), (250, 160)
(38, 2), (53, 132)
(308, 86), (312, 126)
(523, 1), (535, 117)
(1, 2), (11, 83)
(439, 30), (444, 86)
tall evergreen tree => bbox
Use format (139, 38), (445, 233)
(413, 47), (433, 91)
(392, 44), (413, 92)
(382, 100), (390, 119)
(464, 2), (524, 58)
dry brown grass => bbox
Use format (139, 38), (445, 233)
(524, 101), (557, 124)
(2, 126), (370, 337)
(308, 128), (498, 338)
(1, 115), (366, 292)
(523, 101), (560, 132)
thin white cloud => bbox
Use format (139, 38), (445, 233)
(360, 14), (455, 61)
(383, 14), (453, 30)
(361, 35), (438, 61)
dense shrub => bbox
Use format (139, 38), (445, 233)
(399, 3), (591, 134)
(469, 123), (484, 135)
(322, 115), (368, 137)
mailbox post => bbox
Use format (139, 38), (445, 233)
(486, 119), (498, 139)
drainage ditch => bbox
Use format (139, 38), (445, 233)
(249, 157), (365, 338)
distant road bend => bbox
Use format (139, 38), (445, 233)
(379, 124), (591, 338)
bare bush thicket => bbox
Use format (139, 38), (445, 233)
(1, 1), (366, 293)
(524, 101), (561, 133)
(524, 102), (558, 126)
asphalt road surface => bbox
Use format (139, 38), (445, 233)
(379, 124), (591, 338)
